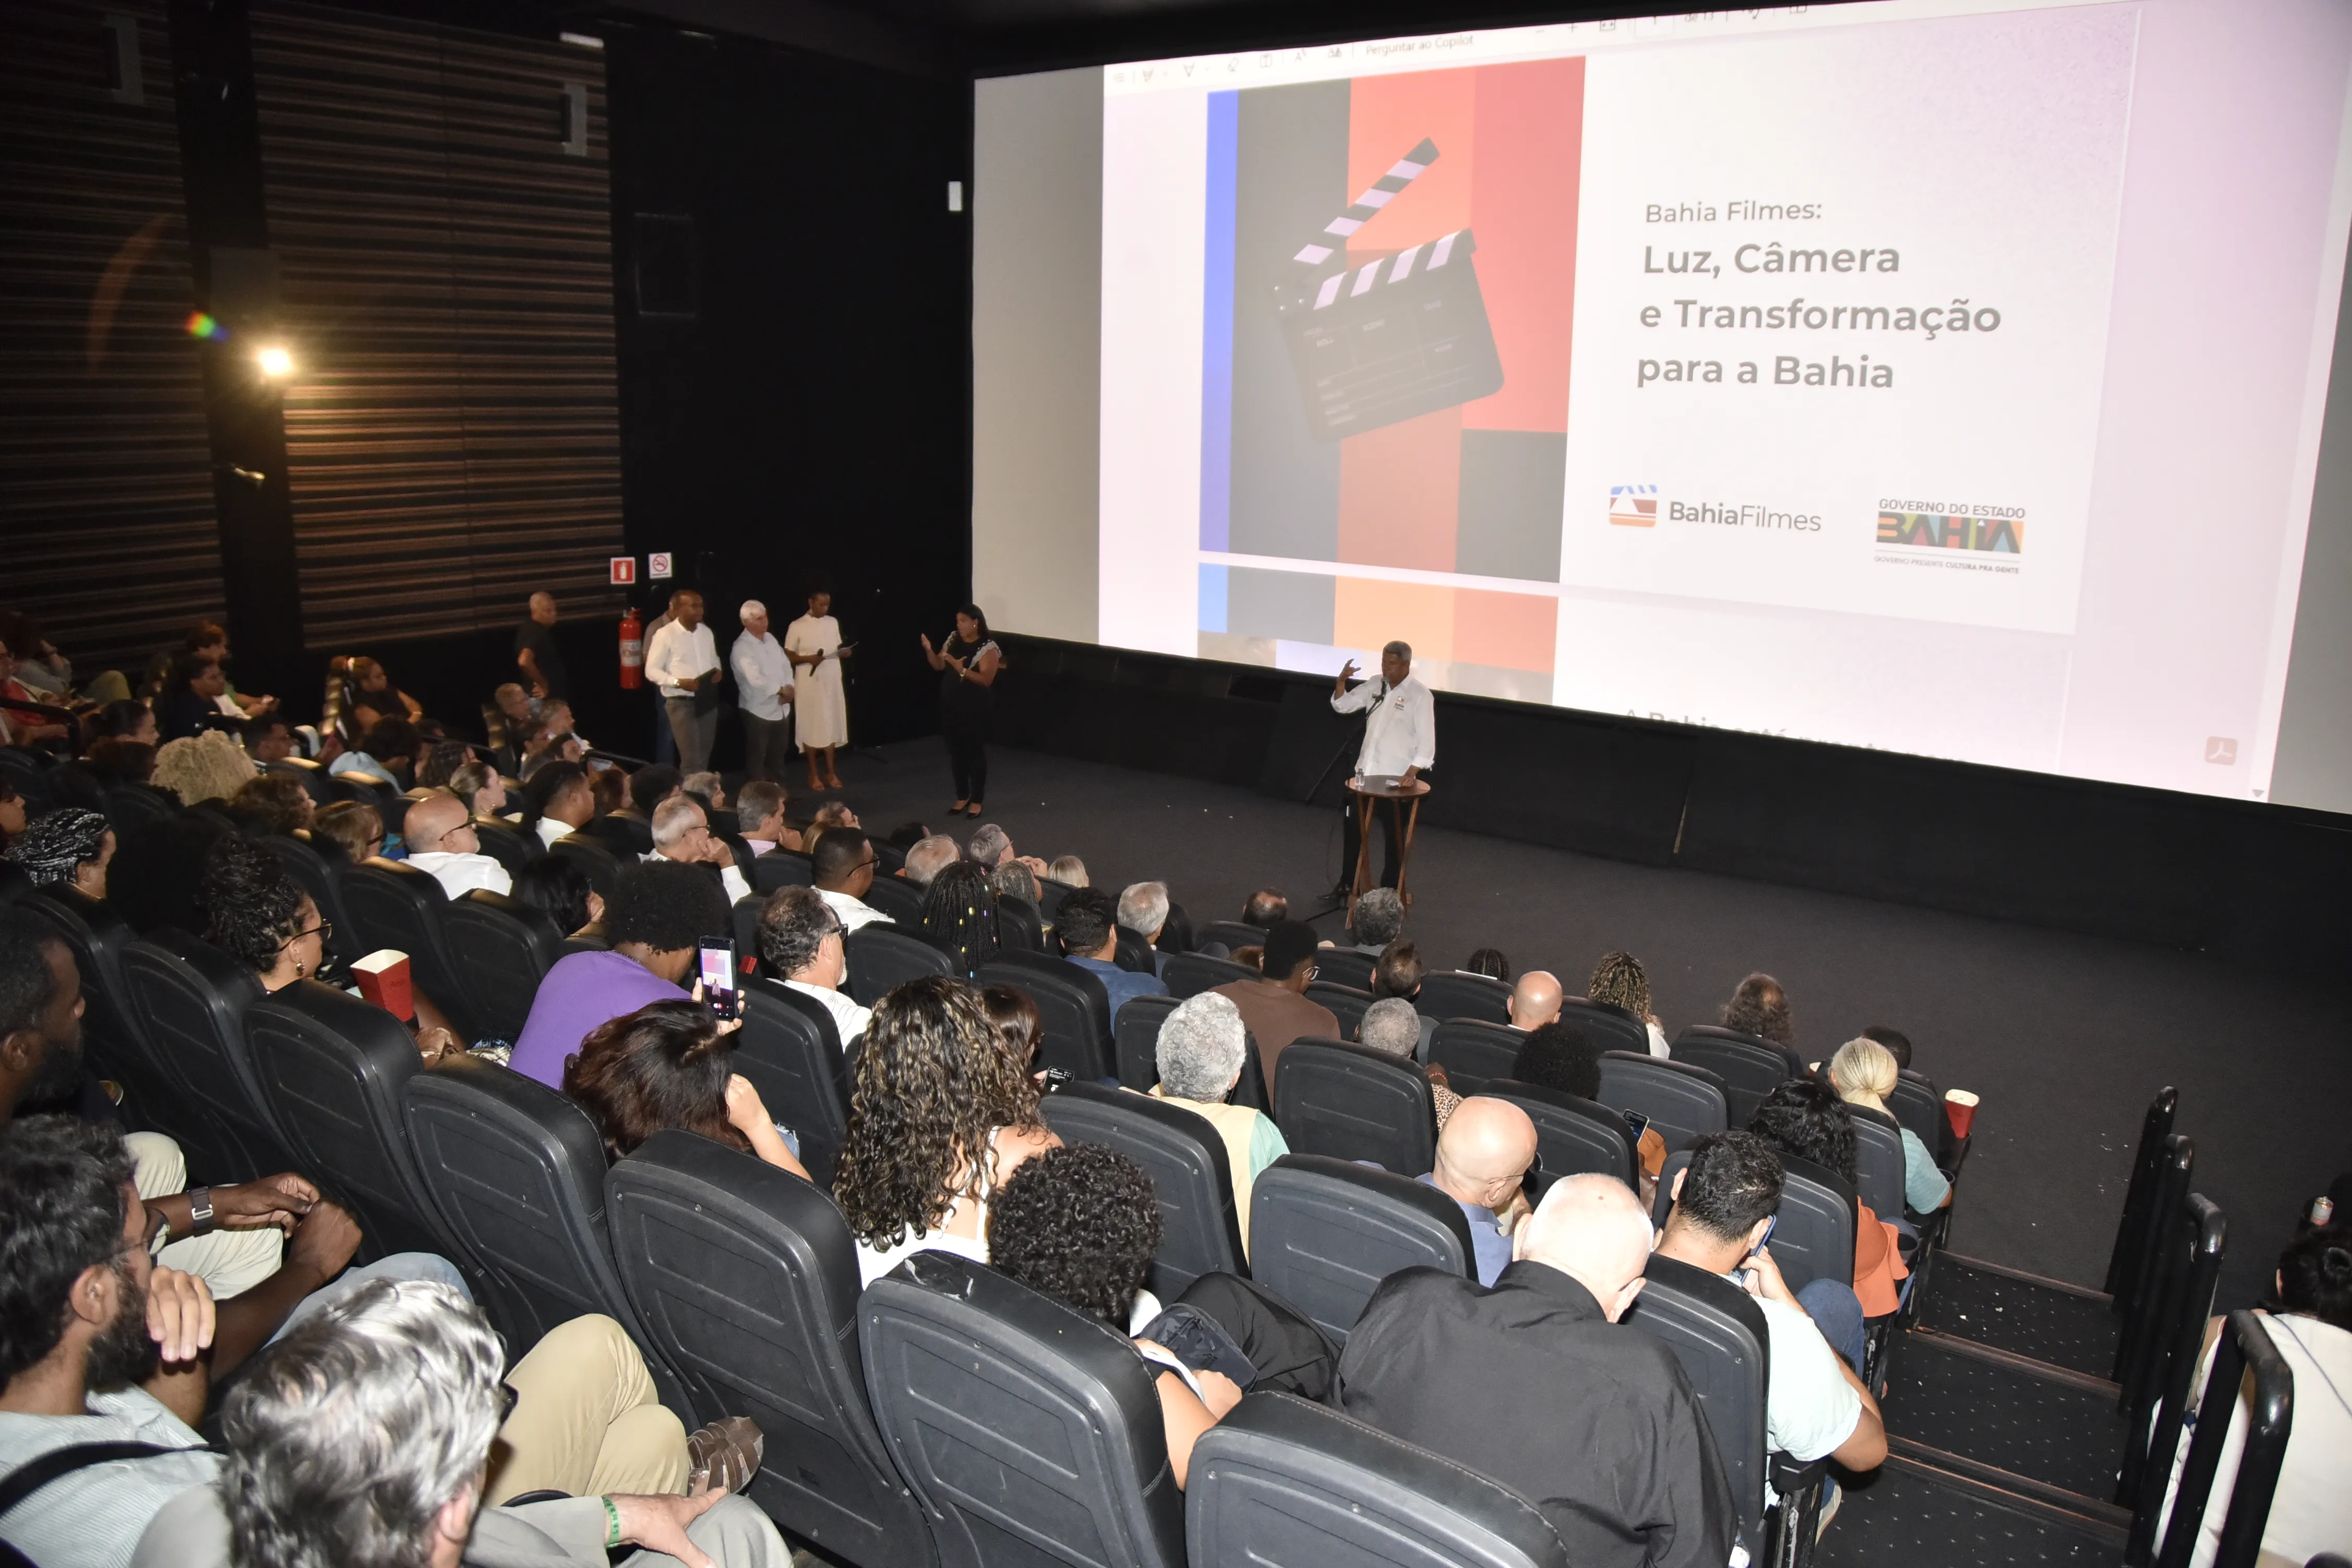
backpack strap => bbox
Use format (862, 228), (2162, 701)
(0, 1440), (203, 1522)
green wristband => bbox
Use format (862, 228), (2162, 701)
(601, 1496), (622, 1549)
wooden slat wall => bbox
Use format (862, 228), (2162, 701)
(0, 1), (227, 675)
(249, 2), (626, 647)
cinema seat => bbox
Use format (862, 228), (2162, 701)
(261, 834), (361, 967)
(1623, 1254), (1774, 1544)
(1272, 1039), (1436, 1177)
(444, 889), (562, 1041)
(338, 857), (485, 1039)
(1415, 971), (1512, 1026)
(978, 950), (1114, 1080)
(1114, 994), (1181, 1088)
(605, 1132), (935, 1568)
(1483, 1080), (1638, 1186)
(1165, 951), (1254, 998)
(1311, 949), (1376, 991)
(859, 873), (927, 926)
(121, 930), (291, 1183)
(1040, 1081), (1246, 1294)
(994, 893), (1042, 951)
(750, 850), (814, 895)
(1889, 1069), (1947, 1161)
(1248, 1155), (1474, 1345)
(1304, 980), (1371, 1040)
(1597, 1051), (1728, 1153)
(1846, 1102), (1909, 1222)
(469, 815), (535, 875)
(843, 926), (951, 1006)
(1193, 920), (1265, 954)
(1186, 1390), (1570, 1568)
(1428, 1019), (1526, 1095)
(547, 832), (622, 898)
(1557, 998), (1650, 1057)
(862, 1251), (1185, 1568)
(1651, 1148), (1857, 1298)
(1670, 1025), (1804, 1126)
(23, 887), (182, 1147)
(734, 976), (852, 1189)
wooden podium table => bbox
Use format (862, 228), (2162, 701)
(1346, 774), (1432, 908)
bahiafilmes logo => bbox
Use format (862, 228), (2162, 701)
(1608, 484), (1658, 526)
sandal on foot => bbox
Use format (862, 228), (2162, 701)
(687, 1415), (764, 1494)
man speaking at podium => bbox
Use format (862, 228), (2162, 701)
(1331, 640), (1435, 896)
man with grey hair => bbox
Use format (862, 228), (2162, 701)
(645, 794), (751, 905)
(151, 1278), (787, 1567)
(755, 887), (867, 1048)
(965, 822), (1013, 868)
(1357, 997), (1459, 1129)
(1146, 991), (1287, 1254)
(1116, 881), (1171, 976)
(1348, 887), (1405, 953)
(1329, 639), (1435, 895)
(729, 597), (794, 786)
(736, 779), (794, 856)
(898, 832), (961, 887)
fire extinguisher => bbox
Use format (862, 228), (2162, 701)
(618, 607), (644, 690)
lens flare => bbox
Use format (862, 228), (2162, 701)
(185, 311), (222, 339)
(253, 345), (295, 378)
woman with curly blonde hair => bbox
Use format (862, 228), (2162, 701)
(1588, 950), (1670, 1057)
(834, 975), (1057, 1285)
(152, 728), (258, 805)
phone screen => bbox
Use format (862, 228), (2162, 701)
(697, 937), (739, 1020)
(1622, 1109), (1650, 1143)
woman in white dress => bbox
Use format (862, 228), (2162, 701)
(785, 590), (852, 791)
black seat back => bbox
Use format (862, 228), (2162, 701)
(470, 815), (535, 875)
(104, 783), (179, 839)
(1193, 920), (1265, 954)
(1039, 1082), (1245, 1297)
(1888, 1069), (1945, 1161)
(1622, 1254), (1772, 1540)
(1114, 994), (1181, 1089)
(2108, 1091), (2182, 1305)
(402, 1063), (685, 1408)
(581, 813), (653, 857)
(734, 977), (852, 1189)
(1596, 1051), (1728, 1153)
(995, 895), (1043, 952)
(121, 931), (289, 1183)
(1033, 877), (1076, 920)
(1272, 1039), (1436, 1176)
(843, 926), (952, 1006)
(1113, 925), (1155, 972)
(1311, 948), (1376, 991)
(732, 895), (764, 977)
(264, 756), (330, 803)
(1165, 951), (1255, 998)
(1304, 981), (1371, 1040)
(1427, 1019), (1525, 1095)
(338, 858), (484, 1038)
(1248, 1154), (1473, 1344)
(547, 832), (622, 898)
(1484, 1080), (1637, 1185)
(750, 850), (815, 895)
(977, 951), (1114, 1081)
(260, 836), (361, 967)
(1416, 971), (1511, 1025)
(606, 1132), (935, 1568)
(861, 1252), (1186, 1568)
(1558, 998), (1650, 1056)
(1669, 1026), (1800, 1126)
(1846, 1103), (1908, 1220)
(1188, 1390), (1571, 1568)
(23, 888), (181, 1144)
(444, 890), (563, 1042)
(1654, 1148), (1856, 1297)
(860, 874), (928, 927)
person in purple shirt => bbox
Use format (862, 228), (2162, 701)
(1052, 887), (1167, 1024)
(509, 861), (731, 1089)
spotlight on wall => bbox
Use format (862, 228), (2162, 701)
(253, 344), (295, 379)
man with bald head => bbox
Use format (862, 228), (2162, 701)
(1508, 969), (1563, 1031)
(1418, 1097), (1537, 1284)
(1339, 1173), (1737, 1567)
(401, 789), (512, 899)
(513, 590), (567, 700)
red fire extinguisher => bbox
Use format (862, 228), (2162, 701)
(619, 607), (644, 690)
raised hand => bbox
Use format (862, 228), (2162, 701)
(145, 1265), (215, 1366)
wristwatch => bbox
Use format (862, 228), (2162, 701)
(186, 1186), (216, 1238)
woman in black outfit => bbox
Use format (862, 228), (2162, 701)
(920, 604), (1000, 817)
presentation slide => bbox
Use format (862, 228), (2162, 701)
(972, 0), (2352, 811)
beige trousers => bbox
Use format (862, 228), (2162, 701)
(126, 1132), (286, 1300)
(485, 1314), (690, 1504)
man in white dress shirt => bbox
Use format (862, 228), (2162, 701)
(643, 589), (721, 775)
(400, 791), (512, 900)
(730, 599), (795, 785)
(755, 886), (871, 1047)
(810, 829), (892, 932)
(1330, 639), (1436, 893)
(642, 796), (751, 905)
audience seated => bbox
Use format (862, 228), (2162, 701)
(88, 700), (158, 748)
(966, 822), (1013, 868)
(1722, 971), (1794, 1047)
(985, 1143), (1242, 1489)
(811, 827), (889, 933)
(403, 790), (514, 900)
(805, 799), (859, 838)
(1117, 881), (1172, 974)
(516, 760), (594, 850)
(988, 860), (1039, 905)
(510, 862), (727, 1090)
(223, 773), (312, 838)
(901, 833), (960, 886)
(1418, 1096), (1538, 1285)
(1589, 950), (1670, 1056)
(1345, 887), (1404, 954)
(7, 808), (113, 900)
(1146, 991), (1288, 1253)
(627, 763), (684, 824)
(1514, 1022), (1667, 1201)
(564, 999), (807, 1179)
(307, 799), (383, 863)
(1213, 920), (1338, 1086)
(757, 886), (869, 1046)
(180, 621), (274, 720)
(681, 771), (726, 817)
(1463, 946), (1511, 982)
(81, 738), (159, 792)
(1749, 1081), (1907, 1339)
(1358, 997), (1456, 1127)
(0, 777), (23, 852)
(1829, 1036), (1950, 1214)
(646, 795), (751, 905)
(342, 655), (423, 734)
(329, 718), (419, 789)
(156, 653), (228, 743)
(1650, 1132), (1888, 1498)
(1337, 1173), (1738, 1567)
(920, 860), (1000, 977)
(833, 975), (1057, 1285)
(416, 739), (470, 790)
(1860, 1024), (1912, 1070)
(1242, 888), (1286, 927)
(1507, 968), (1563, 1031)
(153, 730), (256, 806)
(982, 984), (1041, 1072)
(446, 757), (506, 820)
(1370, 939), (1439, 1047)
(1048, 854), (1087, 887)
(240, 714), (296, 765)
(736, 779), (794, 855)
(1057, 887), (1167, 1015)
(147, 1278), (784, 1566)
(588, 764), (629, 819)
(509, 853), (603, 940)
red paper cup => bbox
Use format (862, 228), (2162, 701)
(1944, 1088), (1979, 1141)
(352, 949), (414, 1023)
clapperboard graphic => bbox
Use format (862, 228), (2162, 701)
(1275, 138), (1505, 441)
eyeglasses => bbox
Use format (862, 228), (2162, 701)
(279, 921), (332, 949)
(499, 1382), (521, 1424)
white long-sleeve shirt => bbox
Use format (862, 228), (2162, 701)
(641, 848), (751, 906)
(730, 631), (794, 721)
(644, 619), (718, 700)
(1332, 673), (1436, 778)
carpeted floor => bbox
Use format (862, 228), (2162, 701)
(797, 736), (2345, 1309)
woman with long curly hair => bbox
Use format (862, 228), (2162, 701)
(1589, 950), (1669, 1057)
(918, 859), (1001, 978)
(563, 999), (806, 1177)
(834, 975), (1057, 1285)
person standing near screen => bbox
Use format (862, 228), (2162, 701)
(730, 598), (795, 787)
(643, 589), (720, 775)
(1331, 639), (1435, 895)
(512, 590), (568, 701)
(921, 604), (1001, 818)
(788, 588), (852, 792)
